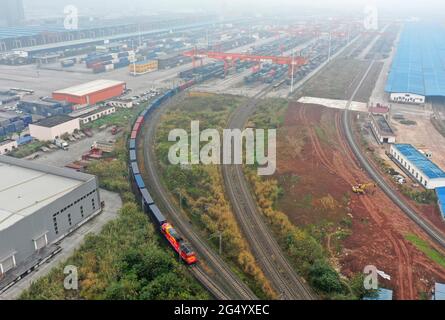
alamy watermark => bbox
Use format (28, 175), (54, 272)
(363, 265), (391, 290)
(64, 5), (79, 30)
(168, 121), (277, 176)
(363, 5), (379, 31)
(64, 265), (79, 290)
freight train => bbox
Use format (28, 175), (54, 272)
(128, 70), (219, 265)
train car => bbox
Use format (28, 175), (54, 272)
(130, 130), (138, 140)
(148, 204), (167, 226)
(135, 116), (144, 124)
(129, 139), (136, 150)
(132, 121), (142, 134)
(141, 189), (155, 212)
(134, 174), (145, 189)
(130, 162), (140, 175)
(129, 150), (137, 162)
(161, 223), (198, 265)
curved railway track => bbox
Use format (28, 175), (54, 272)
(221, 87), (315, 300)
(140, 97), (258, 300)
(342, 60), (445, 249)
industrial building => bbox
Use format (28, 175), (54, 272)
(129, 60), (158, 75)
(29, 115), (80, 141)
(433, 283), (445, 300)
(70, 106), (116, 125)
(52, 80), (126, 106)
(18, 99), (73, 117)
(386, 23), (445, 104)
(107, 99), (133, 109)
(389, 144), (445, 189)
(0, 139), (17, 155)
(0, 155), (101, 284)
(370, 114), (396, 144)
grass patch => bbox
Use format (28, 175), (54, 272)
(405, 234), (445, 269)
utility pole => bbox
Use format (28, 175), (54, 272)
(176, 189), (183, 211)
(290, 49), (295, 95)
(209, 232), (223, 255)
(328, 32), (332, 62)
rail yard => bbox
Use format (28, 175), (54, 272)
(1, 1), (445, 305)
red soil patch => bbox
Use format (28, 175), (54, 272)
(276, 102), (445, 300)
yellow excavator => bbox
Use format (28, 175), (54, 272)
(352, 183), (376, 195)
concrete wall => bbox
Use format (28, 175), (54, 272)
(29, 118), (80, 141)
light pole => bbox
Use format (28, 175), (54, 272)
(290, 49), (295, 95)
(209, 231), (223, 255)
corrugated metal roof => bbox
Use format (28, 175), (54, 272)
(363, 288), (393, 300)
(436, 188), (445, 219)
(435, 283), (445, 300)
(385, 23), (445, 97)
(394, 144), (445, 179)
(53, 80), (125, 97)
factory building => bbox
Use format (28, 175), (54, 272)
(52, 80), (126, 106)
(70, 106), (116, 125)
(0, 156), (101, 285)
(385, 23), (445, 104)
(390, 144), (445, 189)
(0, 139), (17, 155)
(107, 99), (133, 109)
(29, 115), (80, 141)
(370, 114), (396, 144)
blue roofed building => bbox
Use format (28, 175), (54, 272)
(436, 188), (445, 220)
(386, 23), (445, 104)
(389, 144), (445, 189)
(433, 283), (445, 300)
(363, 288), (393, 300)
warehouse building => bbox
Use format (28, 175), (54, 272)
(107, 99), (133, 109)
(390, 144), (445, 189)
(0, 155), (101, 283)
(52, 80), (126, 106)
(385, 23), (445, 104)
(70, 106), (116, 125)
(0, 139), (17, 155)
(433, 283), (445, 300)
(29, 115), (80, 141)
(370, 114), (396, 144)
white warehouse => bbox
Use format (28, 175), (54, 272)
(0, 156), (101, 290)
(390, 144), (445, 189)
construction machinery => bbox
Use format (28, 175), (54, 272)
(352, 183), (376, 195)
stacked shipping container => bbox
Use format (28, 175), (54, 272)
(85, 50), (136, 74)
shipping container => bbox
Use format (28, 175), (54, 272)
(134, 174), (145, 189)
(129, 150), (137, 162)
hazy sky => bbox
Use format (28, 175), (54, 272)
(22, 0), (445, 19)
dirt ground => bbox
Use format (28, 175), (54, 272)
(275, 102), (445, 300)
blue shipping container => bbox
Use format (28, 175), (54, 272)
(134, 174), (145, 189)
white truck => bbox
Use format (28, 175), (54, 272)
(54, 138), (69, 150)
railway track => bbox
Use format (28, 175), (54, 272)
(221, 86), (315, 300)
(342, 60), (445, 249)
(140, 97), (258, 300)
